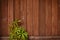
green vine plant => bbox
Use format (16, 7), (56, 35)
(9, 19), (28, 40)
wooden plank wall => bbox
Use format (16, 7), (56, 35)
(58, 0), (60, 36)
(0, 0), (60, 40)
(0, 0), (8, 36)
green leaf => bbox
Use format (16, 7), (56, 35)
(23, 32), (28, 38)
(9, 19), (28, 40)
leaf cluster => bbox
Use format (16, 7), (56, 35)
(9, 19), (28, 40)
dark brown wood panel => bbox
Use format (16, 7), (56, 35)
(0, 0), (2, 36)
(57, 0), (60, 36)
(1, 0), (8, 36)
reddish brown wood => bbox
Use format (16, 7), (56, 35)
(8, 0), (14, 35)
(39, 0), (46, 36)
(1, 0), (8, 36)
(45, 0), (52, 36)
(20, 0), (24, 20)
(0, 0), (60, 40)
(22, 0), (27, 31)
(14, 0), (20, 19)
(27, 0), (33, 36)
(52, 0), (58, 36)
(58, 0), (60, 36)
(19, 0), (26, 29)
(0, 0), (2, 36)
(33, 0), (39, 36)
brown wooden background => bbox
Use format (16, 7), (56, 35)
(0, 0), (60, 40)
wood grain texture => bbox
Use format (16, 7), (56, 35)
(0, 0), (60, 40)
(39, 0), (46, 36)
(33, 0), (39, 36)
(1, 0), (8, 36)
(45, 0), (52, 36)
(52, 0), (58, 36)
(27, 0), (33, 36)
(14, 0), (20, 19)
(20, 0), (24, 21)
(57, 0), (60, 36)
(8, 0), (14, 35)
(0, 0), (2, 36)
(21, 0), (27, 31)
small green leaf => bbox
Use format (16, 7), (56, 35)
(9, 19), (28, 40)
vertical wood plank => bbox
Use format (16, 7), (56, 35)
(33, 0), (39, 36)
(22, 0), (27, 30)
(45, 0), (52, 36)
(27, 0), (33, 36)
(39, 0), (46, 36)
(57, 0), (60, 36)
(20, 0), (24, 22)
(19, 0), (27, 31)
(1, 0), (8, 36)
(20, 0), (27, 29)
(14, 0), (20, 19)
(0, 0), (2, 36)
(52, 0), (58, 36)
(8, 0), (13, 35)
